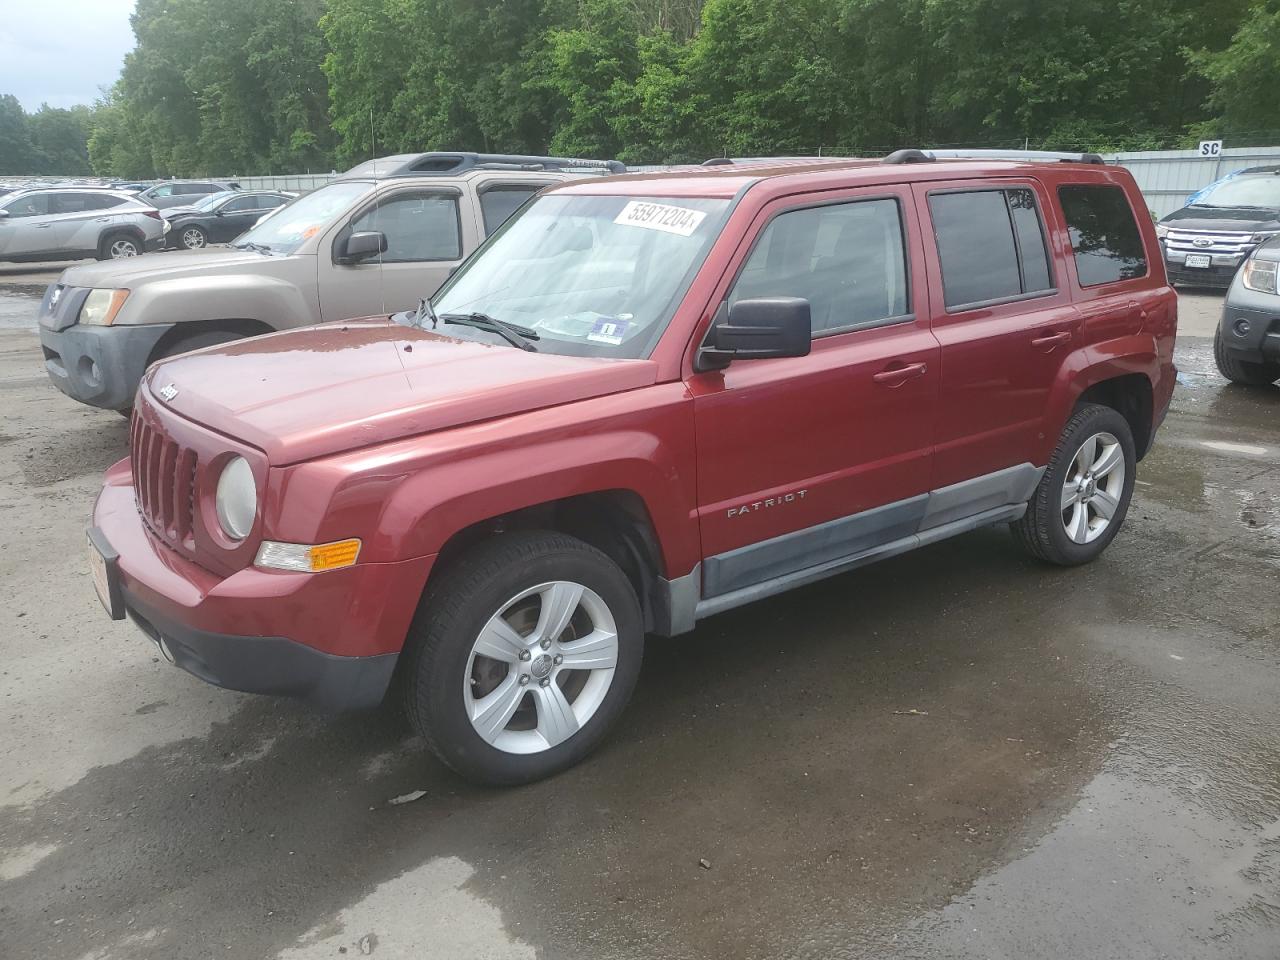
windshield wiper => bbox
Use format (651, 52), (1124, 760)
(412, 296), (438, 329)
(233, 240), (273, 255)
(440, 312), (539, 352)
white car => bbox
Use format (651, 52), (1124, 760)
(0, 188), (165, 262)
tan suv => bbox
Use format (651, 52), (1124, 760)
(37, 152), (624, 412)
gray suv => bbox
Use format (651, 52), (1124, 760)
(0, 188), (165, 262)
(135, 180), (241, 210)
(38, 152), (624, 411)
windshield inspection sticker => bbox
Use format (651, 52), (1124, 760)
(587, 317), (632, 345)
(614, 201), (707, 237)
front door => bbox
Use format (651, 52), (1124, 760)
(317, 185), (476, 321)
(689, 186), (938, 599)
(0, 193), (56, 257)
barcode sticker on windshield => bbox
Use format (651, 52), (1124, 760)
(614, 201), (707, 237)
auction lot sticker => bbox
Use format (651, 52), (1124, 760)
(615, 200), (707, 236)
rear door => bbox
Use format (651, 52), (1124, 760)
(913, 178), (1080, 489)
(50, 192), (126, 253)
(317, 184), (476, 320)
(689, 185), (938, 600)
(209, 193), (272, 242)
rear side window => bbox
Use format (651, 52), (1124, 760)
(1057, 185), (1147, 286)
(728, 197), (910, 335)
(52, 193), (124, 213)
(479, 186), (539, 235)
(929, 188), (1054, 309)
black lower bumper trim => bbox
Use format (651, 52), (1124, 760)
(124, 593), (398, 712)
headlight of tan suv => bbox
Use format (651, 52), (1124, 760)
(1242, 258), (1279, 296)
(215, 456), (257, 540)
(78, 289), (130, 326)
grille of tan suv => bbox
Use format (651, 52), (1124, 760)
(130, 412), (198, 546)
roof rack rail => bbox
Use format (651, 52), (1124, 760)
(882, 148), (1106, 166)
(339, 152), (627, 179)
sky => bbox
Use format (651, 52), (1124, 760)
(0, 0), (136, 111)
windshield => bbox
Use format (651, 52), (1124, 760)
(193, 191), (234, 211)
(1193, 174), (1280, 209)
(234, 180), (370, 254)
(432, 194), (729, 358)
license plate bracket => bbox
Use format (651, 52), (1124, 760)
(87, 527), (125, 621)
(1184, 253), (1212, 268)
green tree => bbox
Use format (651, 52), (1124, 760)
(1194, 0), (1280, 141)
(0, 95), (39, 175)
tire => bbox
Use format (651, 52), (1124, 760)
(178, 225), (208, 250)
(152, 329), (244, 362)
(1214, 327), (1280, 386)
(1013, 403), (1136, 566)
(97, 232), (142, 260)
(402, 531), (644, 786)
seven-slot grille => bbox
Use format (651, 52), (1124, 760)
(1164, 228), (1256, 259)
(130, 412), (198, 545)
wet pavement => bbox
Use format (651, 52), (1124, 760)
(0, 281), (1277, 959)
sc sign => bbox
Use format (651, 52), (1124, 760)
(1198, 140), (1223, 158)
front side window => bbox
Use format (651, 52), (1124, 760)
(929, 188), (1055, 309)
(728, 197), (909, 334)
(1058, 185), (1147, 286)
(347, 191), (461, 262)
(3, 193), (49, 218)
(235, 180), (372, 255)
(479, 186), (540, 235)
(145, 184), (175, 199)
(433, 193), (729, 358)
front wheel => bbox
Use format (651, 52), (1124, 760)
(1013, 403), (1136, 566)
(402, 532), (644, 785)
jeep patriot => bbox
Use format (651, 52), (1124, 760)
(90, 149), (1177, 785)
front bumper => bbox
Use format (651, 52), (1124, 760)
(93, 461), (433, 711)
(1219, 291), (1280, 364)
(1164, 252), (1244, 289)
(39, 321), (173, 410)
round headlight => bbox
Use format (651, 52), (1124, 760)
(215, 456), (257, 540)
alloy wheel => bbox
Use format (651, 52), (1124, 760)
(109, 239), (140, 258)
(464, 580), (619, 755)
(1060, 431), (1125, 544)
(181, 228), (206, 249)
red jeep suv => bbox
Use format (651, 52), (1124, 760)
(90, 150), (1176, 785)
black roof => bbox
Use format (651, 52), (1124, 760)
(338, 152), (626, 179)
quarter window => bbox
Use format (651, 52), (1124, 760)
(1057, 185), (1147, 286)
(348, 192), (461, 263)
(929, 188), (1055, 309)
(728, 198), (910, 335)
(479, 186), (540, 235)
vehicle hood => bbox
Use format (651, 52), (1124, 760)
(143, 320), (660, 465)
(59, 247), (296, 287)
(1251, 235), (1280, 263)
(1161, 205), (1280, 234)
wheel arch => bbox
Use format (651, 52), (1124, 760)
(1075, 373), (1154, 460)
(428, 489), (668, 633)
(146, 317), (274, 365)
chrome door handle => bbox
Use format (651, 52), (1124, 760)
(1031, 331), (1072, 349)
(873, 361), (928, 385)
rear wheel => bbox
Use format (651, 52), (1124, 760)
(97, 232), (142, 260)
(1013, 403), (1136, 566)
(1214, 327), (1280, 386)
(402, 532), (644, 785)
(179, 225), (208, 250)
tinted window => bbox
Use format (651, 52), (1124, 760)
(3, 194), (49, 217)
(480, 186), (539, 234)
(50, 192), (124, 213)
(728, 198), (909, 334)
(930, 188), (1054, 308)
(223, 194), (264, 212)
(1058, 185), (1147, 286)
(145, 185), (175, 198)
(177, 183), (213, 195)
(260, 195), (287, 209)
(349, 191), (461, 262)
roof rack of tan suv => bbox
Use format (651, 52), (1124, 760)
(338, 152), (627, 179)
(882, 148), (1106, 165)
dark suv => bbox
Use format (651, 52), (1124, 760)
(89, 149), (1176, 785)
(1158, 165), (1280, 288)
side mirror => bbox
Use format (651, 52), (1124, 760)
(336, 230), (388, 264)
(696, 297), (811, 371)
(213, 207), (226, 216)
(0, 210), (10, 220)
